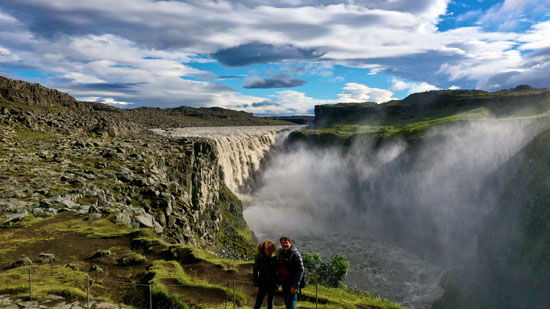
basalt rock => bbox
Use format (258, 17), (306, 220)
(0, 76), (278, 259)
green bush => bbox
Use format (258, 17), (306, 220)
(303, 252), (350, 288)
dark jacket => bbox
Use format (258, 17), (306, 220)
(277, 246), (304, 288)
(253, 254), (278, 288)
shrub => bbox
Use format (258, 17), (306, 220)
(303, 252), (350, 288)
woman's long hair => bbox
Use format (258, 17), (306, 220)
(256, 240), (277, 256)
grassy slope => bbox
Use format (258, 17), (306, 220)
(292, 87), (550, 146)
(0, 213), (403, 308)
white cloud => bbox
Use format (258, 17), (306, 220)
(478, 0), (550, 31)
(0, 1), (451, 60)
(234, 83), (397, 115)
(409, 82), (441, 94)
(101, 98), (132, 106)
(0, 46), (18, 62)
(243, 76), (264, 87)
(330, 76), (345, 82)
(337, 83), (395, 103)
(0, 0), (548, 113)
(517, 21), (550, 51)
(391, 78), (411, 91)
(391, 78), (440, 94)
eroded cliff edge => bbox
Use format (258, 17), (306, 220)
(0, 76), (292, 258)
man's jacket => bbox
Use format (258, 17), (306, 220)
(278, 246), (304, 288)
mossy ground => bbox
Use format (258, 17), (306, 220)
(0, 213), (404, 308)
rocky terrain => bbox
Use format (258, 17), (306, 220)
(0, 76), (406, 308)
(0, 127), (252, 255)
(0, 294), (124, 309)
(0, 75), (294, 258)
(0, 76), (290, 138)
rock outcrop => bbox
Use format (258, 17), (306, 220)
(0, 75), (293, 258)
(0, 76), (290, 137)
(312, 86), (550, 128)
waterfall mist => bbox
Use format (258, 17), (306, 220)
(244, 118), (545, 266)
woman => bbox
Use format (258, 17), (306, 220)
(253, 240), (278, 309)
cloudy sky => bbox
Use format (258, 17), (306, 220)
(0, 0), (548, 115)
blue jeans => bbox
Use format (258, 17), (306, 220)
(282, 284), (298, 309)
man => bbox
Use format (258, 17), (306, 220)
(278, 236), (304, 309)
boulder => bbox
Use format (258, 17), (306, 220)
(135, 214), (155, 228)
(38, 253), (55, 263)
(95, 302), (119, 309)
(32, 207), (57, 218)
(90, 264), (104, 273)
(65, 263), (79, 271)
(59, 200), (79, 208)
(115, 169), (134, 183)
(10, 257), (33, 268)
(39, 195), (65, 207)
(91, 250), (111, 259)
(114, 213), (131, 226)
(88, 205), (100, 214)
(89, 213), (102, 220)
(154, 221), (164, 234)
(1, 211), (29, 224)
(77, 206), (90, 216)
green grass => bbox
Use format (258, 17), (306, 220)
(0, 213), (406, 308)
(145, 260), (246, 307)
(301, 284), (405, 309)
(298, 107), (491, 143)
(53, 215), (137, 239)
(15, 129), (57, 141)
(118, 252), (147, 266)
(0, 95), (36, 111)
(0, 265), (88, 301)
(216, 186), (256, 259)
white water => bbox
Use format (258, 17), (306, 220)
(152, 125), (444, 308)
(150, 126), (296, 194)
(151, 119), (546, 309)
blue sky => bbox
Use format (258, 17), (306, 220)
(0, 0), (548, 115)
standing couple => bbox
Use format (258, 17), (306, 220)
(253, 236), (304, 309)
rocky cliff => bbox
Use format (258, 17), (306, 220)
(312, 86), (550, 128)
(0, 76), (290, 137)
(0, 75), (292, 258)
(151, 126), (295, 194)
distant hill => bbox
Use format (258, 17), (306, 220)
(266, 115), (315, 125)
(290, 85), (550, 146)
(0, 75), (292, 137)
(314, 85), (550, 127)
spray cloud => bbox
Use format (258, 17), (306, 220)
(244, 118), (545, 265)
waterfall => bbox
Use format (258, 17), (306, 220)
(150, 126), (295, 194)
